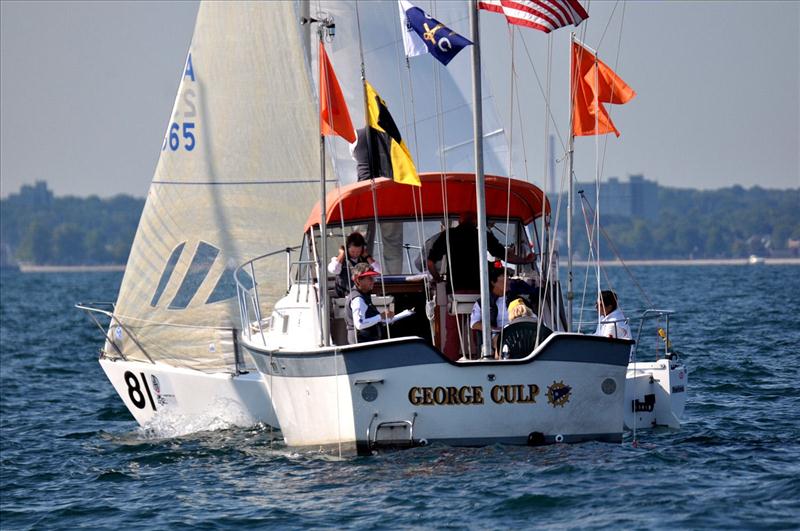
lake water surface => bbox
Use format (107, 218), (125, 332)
(1, 265), (798, 529)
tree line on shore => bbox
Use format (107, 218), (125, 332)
(1, 184), (798, 266)
(565, 186), (799, 260)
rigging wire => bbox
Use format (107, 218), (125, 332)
(497, 23), (517, 355)
(579, 193), (654, 308)
(572, 2), (634, 327)
(353, 0), (391, 340)
(597, 2), (628, 191)
(392, 4), (432, 301)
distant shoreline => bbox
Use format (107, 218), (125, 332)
(16, 264), (126, 273)
(8, 258), (800, 274)
(574, 258), (800, 266)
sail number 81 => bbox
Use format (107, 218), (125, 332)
(123, 371), (157, 411)
(162, 122), (195, 152)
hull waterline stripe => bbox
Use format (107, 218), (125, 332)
(246, 335), (631, 378)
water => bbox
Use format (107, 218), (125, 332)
(1, 266), (799, 529)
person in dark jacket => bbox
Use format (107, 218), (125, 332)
(344, 263), (394, 344)
(328, 231), (381, 297)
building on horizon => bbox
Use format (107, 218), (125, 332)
(9, 181), (54, 207)
(575, 174), (659, 221)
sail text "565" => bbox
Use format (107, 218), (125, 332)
(162, 53), (197, 152)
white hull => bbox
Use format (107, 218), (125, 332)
(247, 334), (631, 455)
(625, 358), (688, 430)
(99, 357), (278, 432)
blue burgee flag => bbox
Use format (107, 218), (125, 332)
(399, 0), (472, 66)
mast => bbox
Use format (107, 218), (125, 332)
(566, 32), (575, 332)
(305, 15), (336, 347)
(469, 0), (492, 358)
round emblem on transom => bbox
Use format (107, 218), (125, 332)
(361, 384), (378, 402)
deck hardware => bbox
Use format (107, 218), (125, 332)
(354, 379), (385, 386)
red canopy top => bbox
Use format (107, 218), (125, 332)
(304, 173), (550, 232)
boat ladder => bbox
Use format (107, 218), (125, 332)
(366, 412), (419, 450)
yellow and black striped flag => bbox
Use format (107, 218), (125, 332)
(363, 81), (420, 187)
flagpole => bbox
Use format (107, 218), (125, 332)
(566, 32), (575, 332)
(318, 34), (331, 347)
(470, 0), (492, 359)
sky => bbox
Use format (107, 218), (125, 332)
(1, 0), (798, 199)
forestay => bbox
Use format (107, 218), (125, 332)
(112, 1), (324, 372)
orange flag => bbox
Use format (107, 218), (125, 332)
(571, 41), (635, 137)
(319, 41), (356, 143)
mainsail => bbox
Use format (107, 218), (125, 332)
(111, 1), (323, 372)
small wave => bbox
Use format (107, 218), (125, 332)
(494, 492), (579, 513)
(61, 430), (100, 440)
(93, 469), (135, 482)
(96, 403), (134, 422)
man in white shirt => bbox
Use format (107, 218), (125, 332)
(469, 265), (511, 332)
(595, 290), (632, 340)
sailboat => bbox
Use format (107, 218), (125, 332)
(78, 1), (324, 431)
(80, 0), (685, 444)
(231, 1), (671, 454)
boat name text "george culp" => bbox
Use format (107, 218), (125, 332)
(408, 384), (540, 406)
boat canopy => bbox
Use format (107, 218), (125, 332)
(304, 173), (550, 231)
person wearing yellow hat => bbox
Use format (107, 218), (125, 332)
(508, 297), (536, 323)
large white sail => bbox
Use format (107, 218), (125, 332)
(112, 1), (322, 372)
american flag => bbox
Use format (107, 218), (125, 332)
(478, 0), (589, 33)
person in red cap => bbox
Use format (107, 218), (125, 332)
(344, 263), (394, 344)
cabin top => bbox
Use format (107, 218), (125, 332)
(304, 173), (551, 231)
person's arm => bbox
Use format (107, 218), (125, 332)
(351, 297), (383, 330)
(328, 252), (343, 275)
(361, 247), (381, 273)
(426, 259), (441, 282)
(427, 234), (445, 282)
(469, 301), (482, 330)
(488, 232), (534, 264)
(595, 321), (615, 338)
(486, 231), (505, 259)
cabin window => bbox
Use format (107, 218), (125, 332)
(488, 220), (519, 251)
(168, 241), (219, 309)
(151, 242), (185, 307)
(311, 218), (531, 276)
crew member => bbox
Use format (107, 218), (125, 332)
(345, 263), (394, 344)
(469, 264), (512, 332)
(595, 290), (631, 339)
(328, 231), (381, 297)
